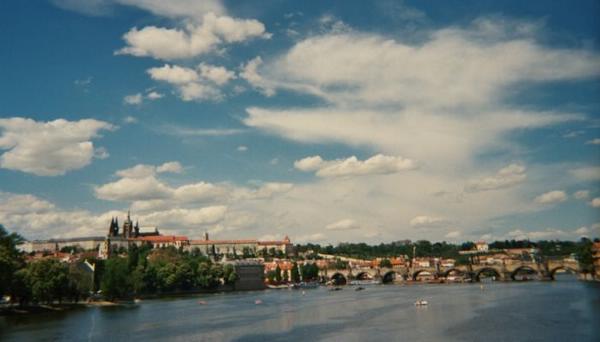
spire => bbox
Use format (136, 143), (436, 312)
(127, 210), (131, 221)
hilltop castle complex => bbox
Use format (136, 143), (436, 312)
(19, 210), (294, 259)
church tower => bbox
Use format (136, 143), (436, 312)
(122, 210), (134, 238)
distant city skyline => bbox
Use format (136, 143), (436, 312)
(0, 0), (599, 244)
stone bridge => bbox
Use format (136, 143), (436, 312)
(319, 259), (581, 285)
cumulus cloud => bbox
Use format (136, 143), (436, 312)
(147, 63), (234, 101)
(570, 166), (600, 181)
(294, 154), (416, 178)
(574, 190), (590, 200)
(0, 191), (228, 239)
(116, 12), (269, 60)
(0, 117), (114, 176)
(239, 57), (275, 96)
(585, 138), (600, 145)
(507, 228), (568, 240)
(199, 63), (235, 85)
(534, 190), (568, 205)
(465, 164), (526, 192)
(445, 230), (462, 239)
(591, 198), (600, 208)
(237, 145), (248, 152)
(325, 219), (360, 230)
(124, 93), (143, 105)
(409, 215), (448, 227)
(52, 0), (225, 19)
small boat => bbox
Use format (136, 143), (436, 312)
(355, 287), (365, 291)
(414, 299), (428, 306)
(329, 287), (343, 291)
(254, 299), (263, 305)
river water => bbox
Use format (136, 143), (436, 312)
(1, 276), (599, 341)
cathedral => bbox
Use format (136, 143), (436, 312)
(107, 211), (159, 238)
(98, 211), (161, 259)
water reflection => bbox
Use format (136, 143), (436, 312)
(1, 279), (598, 342)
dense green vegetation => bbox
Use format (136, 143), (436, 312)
(0, 225), (238, 305)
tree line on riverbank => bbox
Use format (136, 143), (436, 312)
(0, 225), (237, 305)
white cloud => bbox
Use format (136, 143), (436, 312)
(294, 154), (416, 178)
(445, 230), (462, 239)
(586, 138), (600, 145)
(156, 161), (183, 174)
(95, 176), (174, 201)
(146, 91), (164, 100)
(591, 198), (600, 208)
(574, 190), (590, 200)
(147, 64), (224, 101)
(575, 226), (589, 236)
(0, 191), (228, 239)
(239, 57), (275, 96)
(534, 190), (568, 205)
(237, 145), (248, 152)
(569, 166), (600, 181)
(465, 164), (526, 192)
(199, 63), (235, 85)
(52, 0), (225, 19)
(409, 215), (448, 228)
(123, 116), (138, 124)
(325, 219), (360, 231)
(0, 117), (114, 176)
(117, 12), (269, 60)
(124, 93), (143, 105)
(148, 64), (199, 84)
(507, 228), (568, 240)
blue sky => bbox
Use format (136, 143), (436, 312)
(0, 0), (598, 243)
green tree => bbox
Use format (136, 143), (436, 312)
(290, 262), (300, 283)
(223, 264), (238, 285)
(0, 225), (24, 297)
(67, 263), (94, 302)
(274, 265), (282, 282)
(24, 259), (69, 304)
(379, 259), (392, 268)
(101, 257), (132, 300)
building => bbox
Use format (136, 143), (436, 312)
(187, 232), (294, 257)
(19, 236), (105, 254)
(226, 261), (265, 290)
(475, 241), (489, 252)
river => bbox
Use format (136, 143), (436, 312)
(1, 276), (599, 341)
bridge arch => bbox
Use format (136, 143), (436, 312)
(510, 266), (538, 280)
(412, 270), (434, 281)
(549, 266), (578, 280)
(331, 273), (347, 285)
(441, 268), (464, 278)
(474, 267), (501, 282)
(355, 271), (372, 280)
(382, 271), (397, 284)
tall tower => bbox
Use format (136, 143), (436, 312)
(122, 210), (134, 238)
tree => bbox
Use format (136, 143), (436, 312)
(274, 265), (282, 282)
(290, 262), (300, 283)
(0, 225), (24, 297)
(223, 264), (238, 285)
(101, 257), (132, 300)
(67, 263), (94, 302)
(24, 259), (69, 304)
(379, 259), (392, 268)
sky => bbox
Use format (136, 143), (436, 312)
(0, 0), (599, 244)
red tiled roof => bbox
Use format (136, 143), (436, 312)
(190, 239), (258, 245)
(135, 235), (188, 242)
(257, 241), (289, 245)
